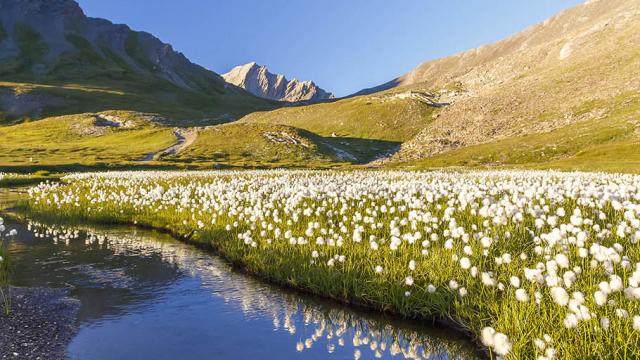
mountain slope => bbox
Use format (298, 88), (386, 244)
(240, 0), (640, 172)
(163, 123), (345, 168)
(363, 0), (640, 166)
(222, 62), (334, 103)
(0, 0), (275, 123)
(240, 90), (440, 162)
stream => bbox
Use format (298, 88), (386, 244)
(1, 188), (480, 359)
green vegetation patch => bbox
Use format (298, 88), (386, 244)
(165, 123), (345, 168)
(0, 22), (6, 44)
(0, 80), (275, 125)
(0, 112), (176, 167)
(64, 34), (105, 66)
(242, 94), (438, 142)
(124, 32), (156, 73)
(14, 23), (49, 68)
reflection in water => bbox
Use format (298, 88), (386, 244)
(6, 216), (481, 360)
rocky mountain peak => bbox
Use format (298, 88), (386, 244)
(0, 0), (83, 17)
(0, 0), (273, 121)
(0, 0), (230, 91)
(222, 62), (334, 103)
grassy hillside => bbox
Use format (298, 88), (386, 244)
(163, 123), (346, 168)
(397, 94), (640, 173)
(400, 1), (640, 162)
(241, 93), (438, 161)
(242, 94), (436, 141)
(0, 111), (176, 169)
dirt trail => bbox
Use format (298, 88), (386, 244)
(141, 128), (197, 161)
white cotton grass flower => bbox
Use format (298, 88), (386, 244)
(408, 259), (416, 271)
(616, 308), (629, 319)
(555, 253), (569, 269)
(625, 287), (640, 300)
(460, 257), (471, 270)
(609, 275), (624, 292)
(515, 289), (529, 302)
(594, 291), (607, 306)
(564, 313), (579, 328)
(533, 338), (546, 350)
(481, 327), (511, 356)
(405, 276), (414, 286)
(550, 287), (570, 307)
(481, 272), (496, 287)
(599, 282), (612, 295)
(449, 280), (459, 290)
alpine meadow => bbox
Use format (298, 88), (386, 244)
(1, 1), (639, 359)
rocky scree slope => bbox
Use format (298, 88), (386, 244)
(223, 62), (334, 103)
(362, 0), (640, 166)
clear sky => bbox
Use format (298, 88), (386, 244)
(77, 0), (583, 97)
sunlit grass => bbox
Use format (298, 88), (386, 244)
(24, 170), (640, 359)
(0, 113), (176, 167)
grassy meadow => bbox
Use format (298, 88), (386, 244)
(24, 170), (640, 359)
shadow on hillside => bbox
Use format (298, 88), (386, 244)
(0, 163), (185, 174)
(320, 137), (401, 164)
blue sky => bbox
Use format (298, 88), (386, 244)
(77, 0), (583, 96)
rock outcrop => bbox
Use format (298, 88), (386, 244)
(223, 62), (334, 103)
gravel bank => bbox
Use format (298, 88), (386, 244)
(0, 287), (79, 360)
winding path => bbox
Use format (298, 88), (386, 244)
(141, 128), (197, 161)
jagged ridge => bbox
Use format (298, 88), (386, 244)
(223, 62), (334, 103)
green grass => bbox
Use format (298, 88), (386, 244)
(0, 112), (177, 167)
(165, 123), (346, 168)
(240, 93), (436, 163)
(0, 77), (274, 125)
(64, 34), (105, 66)
(242, 94), (437, 140)
(0, 171), (61, 188)
(13, 23), (48, 69)
(24, 170), (640, 359)
(124, 33), (157, 73)
(402, 94), (640, 173)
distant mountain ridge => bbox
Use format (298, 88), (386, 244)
(223, 62), (334, 103)
(0, 0), (273, 122)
